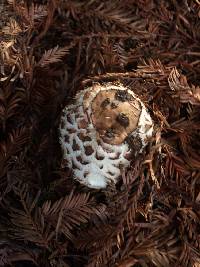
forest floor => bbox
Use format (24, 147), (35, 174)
(1, 1), (200, 267)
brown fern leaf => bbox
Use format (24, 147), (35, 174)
(84, 228), (118, 267)
(42, 191), (106, 240)
(0, 127), (30, 179)
(32, 4), (48, 22)
(74, 173), (145, 266)
(90, 3), (134, 27)
(2, 18), (22, 36)
(37, 46), (69, 67)
(10, 1), (47, 28)
(164, 151), (191, 180)
(6, 127), (30, 157)
(0, 86), (26, 131)
(115, 258), (138, 267)
(178, 208), (200, 255)
(0, 243), (40, 267)
(129, 228), (179, 267)
(86, 244), (114, 267)
(58, 1), (148, 34)
(178, 242), (200, 267)
(137, 59), (172, 77)
(113, 40), (129, 69)
(125, 173), (145, 230)
(168, 68), (200, 105)
(75, 225), (115, 251)
(9, 183), (54, 249)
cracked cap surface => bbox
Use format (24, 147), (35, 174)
(86, 89), (142, 145)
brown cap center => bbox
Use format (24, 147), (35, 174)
(90, 89), (141, 145)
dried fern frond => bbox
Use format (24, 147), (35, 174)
(37, 45), (70, 67)
(0, 86), (26, 130)
(58, 0), (148, 34)
(32, 4), (48, 22)
(9, 183), (54, 248)
(0, 127), (30, 179)
(0, 242), (40, 266)
(168, 68), (200, 105)
(2, 18), (22, 36)
(129, 229), (179, 267)
(178, 242), (200, 267)
(10, 1), (47, 27)
(137, 59), (172, 76)
(42, 191), (106, 240)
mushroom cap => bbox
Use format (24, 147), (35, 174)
(59, 82), (153, 189)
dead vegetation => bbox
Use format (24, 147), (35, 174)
(0, 0), (200, 266)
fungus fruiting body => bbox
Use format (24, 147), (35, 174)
(59, 83), (153, 189)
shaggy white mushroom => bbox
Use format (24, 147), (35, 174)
(59, 82), (153, 189)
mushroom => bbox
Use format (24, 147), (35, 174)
(59, 82), (153, 189)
